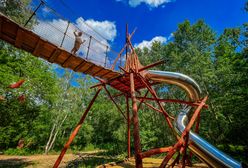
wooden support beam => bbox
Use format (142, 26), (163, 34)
(116, 78), (130, 89)
(32, 39), (45, 56)
(126, 96), (131, 158)
(140, 147), (172, 159)
(103, 85), (127, 121)
(111, 28), (136, 70)
(159, 96), (208, 168)
(119, 66), (128, 73)
(181, 134), (190, 168)
(142, 101), (162, 113)
(53, 87), (102, 168)
(73, 60), (86, 71)
(136, 97), (208, 109)
(99, 70), (111, 78)
(170, 152), (180, 167)
(92, 68), (103, 77)
(112, 92), (126, 98)
(137, 90), (149, 111)
(62, 54), (72, 67)
(83, 64), (95, 74)
(182, 96), (208, 135)
(111, 43), (127, 70)
(138, 59), (166, 72)
(15, 28), (24, 48)
(130, 72), (143, 168)
(137, 73), (174, 128)
(159, 146), (178, 168)
(90, 83), (104, 89)
(49, 48), (62, 63)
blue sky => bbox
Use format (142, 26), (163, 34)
(33, 0), (247, 86)
(43, 0), (247, 52)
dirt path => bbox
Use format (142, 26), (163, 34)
(0, 153), (208, 168)
(0, 154), (77, 168)
(0, 150), (116, 168)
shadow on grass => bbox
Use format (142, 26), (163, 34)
(0, 158), (34, 168)
(66, 156), (119, 168)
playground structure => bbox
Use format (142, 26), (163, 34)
(0, 1), (244, 167)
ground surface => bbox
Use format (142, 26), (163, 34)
(0, 152), (208, 168)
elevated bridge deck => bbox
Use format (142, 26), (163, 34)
(0, 14), (150, 93)
(0, 14), (120, 81)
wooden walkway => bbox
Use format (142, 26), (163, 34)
(0, 13), (156, 93)
(0, 13), (121, 81)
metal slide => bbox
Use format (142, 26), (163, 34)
(146, 70), (243, 168)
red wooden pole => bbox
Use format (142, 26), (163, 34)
(137, 74), (174, 129)
(135, 97), (208, 109)
(126, 95), (131, 158)
(181, 134), (190, 168)
(53, 87), (102, 168)
(140, 146), (172, 159)
(130, 72), (143, 168)
(159, 96), (208, 168)
(182, 96), (208, 135)
(104, 85), (127, 120)
(137, 90), (149, 111)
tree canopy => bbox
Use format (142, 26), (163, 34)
(0, 0), (247, 165)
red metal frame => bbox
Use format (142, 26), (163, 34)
(53, 25), (208, 168)
(126, 95), (131, 158)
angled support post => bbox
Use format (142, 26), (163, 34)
(53, 87), (102, 168)
(159, 96), (208, 168)
(137, 90), (149, 111)
(137, 74), (174, 129)
(103, 85), (127, 121)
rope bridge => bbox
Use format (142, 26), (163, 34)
(0, 0), (126, 80)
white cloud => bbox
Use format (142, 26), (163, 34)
(75, 17), (116, 42)
(117, 0), (173, 8)
(134, 36), (167, 49)
(33, 17), (117, 67)
(168, 33), (174, 40)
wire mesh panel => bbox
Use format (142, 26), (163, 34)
(33, 11), (66, 47)
(0, 0), (122, 70)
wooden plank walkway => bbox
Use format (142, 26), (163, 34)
(0, 13), (121, 81)
(0, 13), (157, 93)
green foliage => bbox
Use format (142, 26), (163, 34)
(137, 18), (248, 163)
(0, 0), (33, 25)
(0, 44), (59, 150)
(0, 1), (247, 166)
(4, 148), (42, 156)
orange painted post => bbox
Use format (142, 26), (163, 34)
(104, 85), (127, 120)
(126, 95), (131, 158)
(53, 87), (102, 168)
(181, 134), (190, 168)
(137, 90), (149, 111)
(137, 74), (174, 129)
(140, 146), (172, 159)
(183, 96), (208, 135)
(130, 72), (143, 168)
(159, 96), (208, 168)
(170, 152), (180, 167)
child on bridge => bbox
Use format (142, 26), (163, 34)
(71, 30), (86, 55)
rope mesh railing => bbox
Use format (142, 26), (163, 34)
(0, 0), (125, 70)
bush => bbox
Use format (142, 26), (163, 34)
(4, 148), (42, 155)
